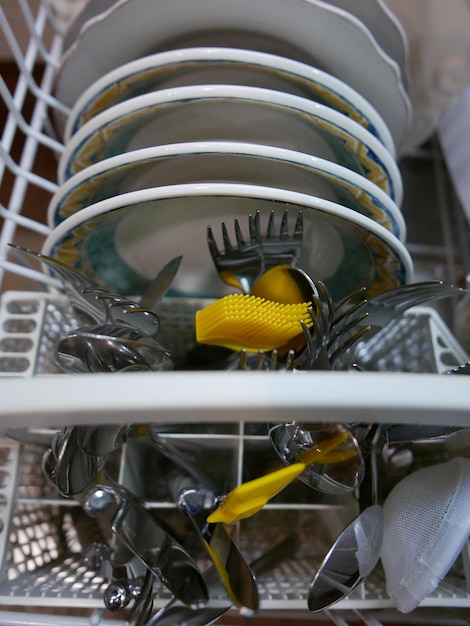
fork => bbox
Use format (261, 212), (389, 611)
(338, 280), (469, 333)
(254, 208), (303, 269)
(207, 214), (265, 293)
(295, 304), (370, 370)
(9, 243), (106, 322)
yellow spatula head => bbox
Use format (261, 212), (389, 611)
(207, 431), (353, 524)
(195, 294), (313, 351)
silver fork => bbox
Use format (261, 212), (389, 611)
(295, 304), (370, 370)
(338, 280), (469, 333)
(230, 347), (296, 371)
(254, 208), (303, 268)
(207, 215), (264, 294)
(9, 243), (106, 322)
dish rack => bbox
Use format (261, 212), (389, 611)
(1, 2), (470, 625)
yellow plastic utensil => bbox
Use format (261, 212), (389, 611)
(207, 431), (356, 524)
(195, 293), (312, 352)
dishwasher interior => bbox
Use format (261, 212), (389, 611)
(1, 2), (470, 625)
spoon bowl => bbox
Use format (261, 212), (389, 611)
(251, 264), (319, 304)
(55, 323), (173, 373)
(308, 504), (384, 611)
(269, 422), (364, 495)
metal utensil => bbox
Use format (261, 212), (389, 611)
(254, 208), (303, 269)
(147, 535), (296, 625)
(83, 541), (152, 616)
(207, 215), (265, 294)
(343, 280), (469, 336)
(9, 243), (106, 321)
(80, 255), (182, 335)
(269, 422), (364, 495)
(10, 244), (180, 335)
(42, 426), (103, 496)
(445, 361), (470, 375)
(174, 483), (259, 615)
(82, 482), (209, 609)
(55, 324), (173, 373)
(208, 429), (355, 524)
(140, 255), (183, 310)
(308, 425), (384, 611)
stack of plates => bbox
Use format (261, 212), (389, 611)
(45, 0), (415, 302)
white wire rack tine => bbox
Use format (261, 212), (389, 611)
(17, 0), (60, 68)
(324, 611), (350, 626)
(0, 75), (64, 154)
(0, 258), (60, 289)
(0, 205), (52, 237)
(41, 0), (66, 35)
(0, 144), (58, 195)
(353, 610), (384, 626)
(0, 7), (70, 115)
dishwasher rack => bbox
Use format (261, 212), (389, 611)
(1, 2), (470, 625)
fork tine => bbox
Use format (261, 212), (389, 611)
(265, 210), (275, 239)
(371, 281), (445, 304)
(391, 289), (466, 312)
(279, 209), (289, 239)
(334, 285), (367, 314)
(234, 218), (246, 249)
(248, 212), (262, 245)
(317, 280), (334, 328)
(293, 210), (303, 241)
(285, 349), (296, 371)
(221, 221), (234, 250)
(377, 284), (462, 306)
(332, 298), (368, 330)
(328, 310), (369, 350)
(328, 324), (371, 367)
(207, 225), (220, 261)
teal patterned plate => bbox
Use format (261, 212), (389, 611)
(42, 183), (413, 302)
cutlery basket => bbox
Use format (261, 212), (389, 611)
(1, 2), (470, 625)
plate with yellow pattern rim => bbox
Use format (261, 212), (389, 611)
(54, 0), (411, 154)
(42, 183), (413, 302)
(62, 47), (395, 156)
(49, 141), (406, 241)
(58, 84), (403, 205)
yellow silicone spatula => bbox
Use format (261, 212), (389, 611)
(207, 431), (356, 524)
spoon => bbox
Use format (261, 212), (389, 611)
(251, 264), (320, 304)
(55, 324), (173, 373)
(269, 422), (364, 495)
(307, 425), (384, 611)
(308, 504), (383, 611)
(208, 429), (355, 524)
(42, 426), (103, 496)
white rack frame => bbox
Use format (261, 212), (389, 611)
(1, 2), (470, 626)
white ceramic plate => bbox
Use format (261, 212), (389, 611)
(63, 47), (395, 156)
(62, 0), (409, 85)
(42, 183), (413, 302)
(327, 0), (410, 89)
(61, 0), (117, 51)
(58, 84), (403, 205)
(54, 0), (411, 154)
(49, 141), (406, 241)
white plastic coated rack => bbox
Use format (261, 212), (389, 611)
(1, 2), (470, 626)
